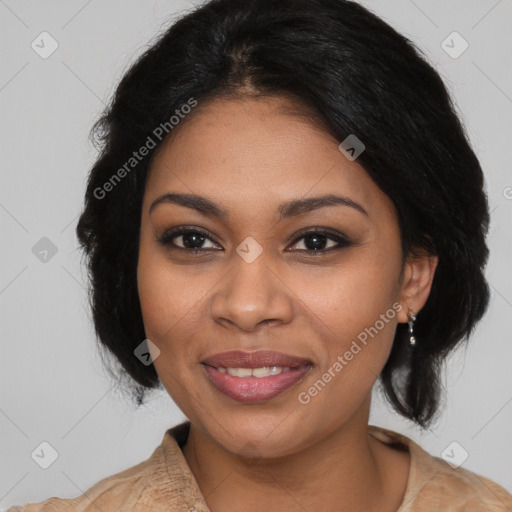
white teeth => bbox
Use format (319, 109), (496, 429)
(236, 368), (253, 377)
(252, 367), (272, 378)
(218, 366), (292, 378)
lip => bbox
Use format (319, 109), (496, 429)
(202, 350), (313, 404)
(202, 350), (312, 369)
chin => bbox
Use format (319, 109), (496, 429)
(199, 404), (316, 459)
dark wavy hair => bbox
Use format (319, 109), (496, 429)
(76, 0), (490, 428)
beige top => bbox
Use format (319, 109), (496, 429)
(8, 422), (512, 511)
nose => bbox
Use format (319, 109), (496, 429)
(210, 251), (294, 333)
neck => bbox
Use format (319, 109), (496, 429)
(182, 398), (394, 512)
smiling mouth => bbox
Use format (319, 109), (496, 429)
(201, 350), (313, 403)
(214, 366), (296, 377)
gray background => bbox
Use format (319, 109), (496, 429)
(1, 0), (511, 508)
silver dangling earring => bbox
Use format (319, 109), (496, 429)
(408, 311), (417, 347)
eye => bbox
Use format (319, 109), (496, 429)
(156, 227), (222, 253)
(287, 228), (352, 254)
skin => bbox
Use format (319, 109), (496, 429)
(137, 95), (438, 512)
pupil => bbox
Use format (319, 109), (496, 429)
(183, 233), (205, 249)
(304, 233), (326, 251)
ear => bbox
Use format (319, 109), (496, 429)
(396, 250), (438, 323)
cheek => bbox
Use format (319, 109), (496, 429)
(137, 224), (199, 338)
(137, 262), (173, 339)
(137, 251), (202, 407)
(137, 235), (188, 351)
(293, 310), (399, 443)
(136, 239), (216, 391)
(290, 244), (402, 336)
(290, 245), (402, 422)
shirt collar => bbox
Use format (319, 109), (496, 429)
(151, 421), (432, 512)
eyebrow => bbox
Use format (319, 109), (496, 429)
(148, 192), (368, 220)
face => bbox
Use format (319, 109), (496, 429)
(137, 96), (410, 458)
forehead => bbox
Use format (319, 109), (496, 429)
(145, 96), (392, 220)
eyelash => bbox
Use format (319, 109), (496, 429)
(156, 226), (352, 256)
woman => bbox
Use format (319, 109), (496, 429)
(9, 0), (512, 510)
